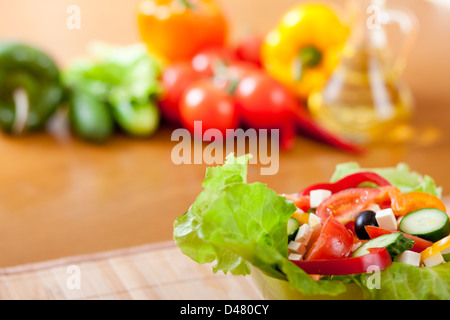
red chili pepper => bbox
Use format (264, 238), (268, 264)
(292, 109), (365, 154)
(299, 172), (392, 196)
(290, 247), (392, 275)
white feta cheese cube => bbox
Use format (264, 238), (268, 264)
(423, 252), (445, 268)
(309, 189), (332, 208)
(375, 208), (398, 231)
(307, 213), (322, 248)
(309, 213), (321, 227)
(441, 246), (450, 255)
(288, 253), (303, 261)
(288, 241), (300, 252)
(394, 250), (421, 267)
(288, 241), (306, 255)
(368, 204), (381, 212)
(295, 224), (312, 244)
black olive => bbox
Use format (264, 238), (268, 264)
(355, 210), (379, 240)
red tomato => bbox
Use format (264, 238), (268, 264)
(159, 62), (202, 124)
(284, 194), (310, 212)
(234, 33), (263, 67)
(191, 47), (235, 77)
(305, 215), (354, 261)
(316, 188), (381, 225)
(212, 61), (260, 93)
(179, 79), (239, 138)
(293, 195), (311, 212)
(234, 69), (298, 127)
(233, 69), (304, 149)
(224, 61), (260, 80)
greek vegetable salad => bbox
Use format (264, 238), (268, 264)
(173, 155), (450, 299)
(285, 170), (448, 276)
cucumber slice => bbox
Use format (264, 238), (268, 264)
(399, 209), (450, 242)
(352, 233), (414, 258)
(287, 217), (300, 242)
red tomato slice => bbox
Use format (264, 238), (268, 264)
(364, 226), (433, 253)
(305, 215), (354, 261)
(316, 188), (381, 225)
(284, 194), (310, 212)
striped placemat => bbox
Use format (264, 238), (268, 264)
(0, 241), (263, 300)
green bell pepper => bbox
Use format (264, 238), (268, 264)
(0, 42), (64, 134)
(68, 89), (114, 144)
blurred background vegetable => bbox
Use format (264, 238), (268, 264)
(233, 33), (264, 68)
(136, 0), (361, 152)
(0, 0), (364, 153)
(67, 89), (114, 143)
(0, 41), (64, 135)
(179, 77), (239, 137)
(158, 62), (202, 125)
(261, 3), (349, 100)
(0, 0), (423, 153)
(137, 0), (229, 63)
(63, 43), (162, 142)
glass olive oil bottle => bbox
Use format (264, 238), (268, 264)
(308, 0), (417, 145)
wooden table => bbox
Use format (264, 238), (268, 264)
(0, 0), (449, 272)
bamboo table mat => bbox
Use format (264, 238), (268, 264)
(0, 241), (263, 300)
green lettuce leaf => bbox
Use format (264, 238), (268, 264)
(174, 154), (354, 296)
(331, 162), (442, 197)
(351, 262), (450, 300)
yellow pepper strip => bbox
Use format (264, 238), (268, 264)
(261, 4), (349, 100)
(375, 186), (447, 217)
(292, 211), (310, 225)
(421, 235), (450, 261)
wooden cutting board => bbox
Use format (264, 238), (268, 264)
(0, 241), (263, 300)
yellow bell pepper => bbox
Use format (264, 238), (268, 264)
(421, 235), (450, 262)
(261, 4), (349, 100)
